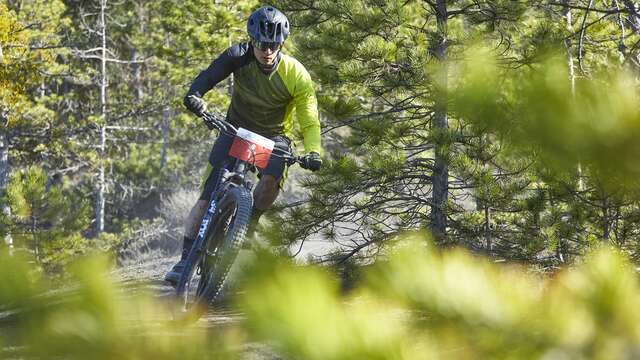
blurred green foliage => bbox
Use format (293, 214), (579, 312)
(5, 233), (640, 359)
(0, 251), (239, 359)
(241, 233), (640, 359)
(453, 49), (640, 189)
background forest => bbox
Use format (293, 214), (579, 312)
(2, 0), (640, 272)
(3, 0), (640, 358)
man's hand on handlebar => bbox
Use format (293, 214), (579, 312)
(185, 95), (207, 117)
(186, 95), (227, 131)
(201, 111), (236, 133)
(301, 152), (322, 172)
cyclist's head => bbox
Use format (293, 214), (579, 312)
(247, 6), (289, 50)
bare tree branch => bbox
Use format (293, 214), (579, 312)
(578, 0), (595, 73)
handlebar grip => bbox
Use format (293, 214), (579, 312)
(289, 156), (305, 167)
(201, 111), (237, 134)
(201, 116), (217, 131)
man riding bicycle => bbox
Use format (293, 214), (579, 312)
(165, 6), (322, 285)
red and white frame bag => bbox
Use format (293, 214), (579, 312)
(228, 128), (276, 169)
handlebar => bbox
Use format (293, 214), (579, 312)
(201, 111), (237, 135)
(199, 111), (305, 167)
(272, 148), (305, 167)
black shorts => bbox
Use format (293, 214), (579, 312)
(199, 132), (292, 201)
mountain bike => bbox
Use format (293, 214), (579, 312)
(173, 111), (304, 321)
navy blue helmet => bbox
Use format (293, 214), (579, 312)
(247, 6), (290, 43)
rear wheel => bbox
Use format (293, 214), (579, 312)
(174, 186), (252, 321)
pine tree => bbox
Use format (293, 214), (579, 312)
(0, 0), (67, 251)
(265, 0), (640, 266)
(265, 0), (532, 261)
(451, 1), (640, 263)
(37, 0), (258, 235)
(1, 166), (90, 272)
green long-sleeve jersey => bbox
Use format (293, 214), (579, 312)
(185, 42), (322, 154)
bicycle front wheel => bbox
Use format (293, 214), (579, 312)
(184, 185), (253, 319)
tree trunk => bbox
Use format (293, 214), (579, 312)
(612, 0), (628, 63)
(32, 217), (39, 264)
(430, 0), (449, 242)
(160, 106), (169, 169)
(484, 206), (492, 253)
(133, 0), (145, 102)
(602, 193), (610, 242)
(613, 206), (621, 244)
(0, 128), (13, 252)
(560, 1), (575, 263)
(95, 0), (108, 234)
(132, 49), (143, 102)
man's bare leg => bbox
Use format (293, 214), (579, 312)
(253, 174), (280, 210)
(184, 199), (209, 240)
(248, 174), (280, 238)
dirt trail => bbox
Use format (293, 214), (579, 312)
(109, 254), (283, 359)
(0, 255), (281, 359)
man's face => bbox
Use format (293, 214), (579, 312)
(253, 44), (280, 67)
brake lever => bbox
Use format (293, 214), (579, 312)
(201, 112), (222, 131)
(284, 155), (304, 167)
(203, 112), (236, 134)
(202, 117), (217, 131)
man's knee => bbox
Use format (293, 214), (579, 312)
(260, 175), (279, 189)
(192, 200), (209, 220)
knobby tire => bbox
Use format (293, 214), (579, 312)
(174, 186), (252, 322)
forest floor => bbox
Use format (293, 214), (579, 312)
(110, 252), (283, 360)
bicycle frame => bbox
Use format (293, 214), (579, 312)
(195, 158), (253, 259)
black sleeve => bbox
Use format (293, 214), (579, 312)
(184, 43), (251, 100)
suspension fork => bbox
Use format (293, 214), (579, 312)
(196, 197), (218, 248)
(227, 160), (247, 186)
(196, 160), (246, 253)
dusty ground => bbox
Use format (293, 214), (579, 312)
(109, 253), (284, 359)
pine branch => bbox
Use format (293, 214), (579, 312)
(577, 0), (594, 73)
(2, 44), (66, 51)
(447, 3), (482, 17)
(336, 238), (378, 264)
(321, 105), (425, 134)
(72, 53), (149, 64)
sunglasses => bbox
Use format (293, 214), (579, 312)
(252, 40), (282, 51)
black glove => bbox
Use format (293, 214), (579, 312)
(184, 95), (207, 116)
(301, 152), (322, 171)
